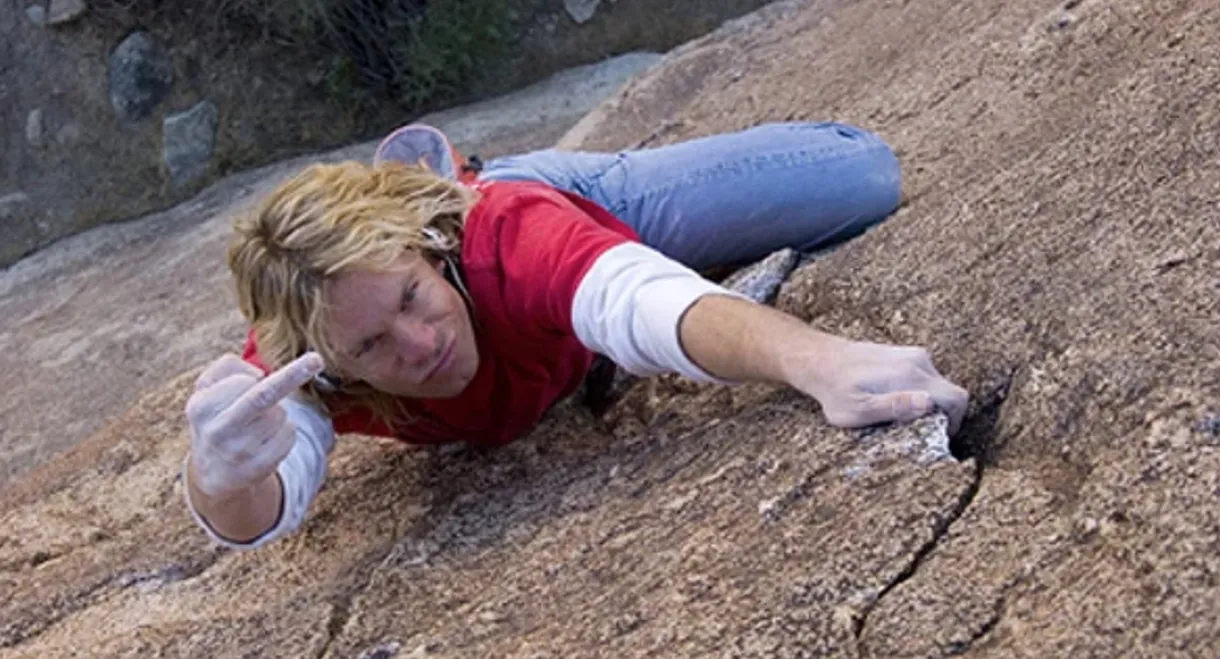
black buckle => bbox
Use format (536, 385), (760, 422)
(462, 154), (484, 174)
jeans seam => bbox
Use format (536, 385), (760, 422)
(608, 140), (892, 217)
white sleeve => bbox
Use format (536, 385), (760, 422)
(184, 394), (336, 550)
(570, 242), (750, 383)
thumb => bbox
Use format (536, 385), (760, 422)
(862, 390), (934, 426)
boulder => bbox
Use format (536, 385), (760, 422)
(162, 101), (219, 190)
(564, 0), (602, 24)
(107, 31), (174, 122)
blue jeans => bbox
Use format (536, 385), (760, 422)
(478, 122), (902, 271)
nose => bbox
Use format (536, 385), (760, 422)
(391, 315), (441, 367)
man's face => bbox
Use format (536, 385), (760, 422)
(324, 250), (479, 398)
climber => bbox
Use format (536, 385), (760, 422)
(182, 121), (970, 549)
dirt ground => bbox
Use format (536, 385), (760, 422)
(3, 0), (1219, 656)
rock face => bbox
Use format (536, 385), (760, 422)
(3, 0), (1220, 657)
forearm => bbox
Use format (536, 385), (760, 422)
(679, 293), (971, 433)
(186, 461), (284, 543)
(678, 293), (841, 393)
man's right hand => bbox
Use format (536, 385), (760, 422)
(185, 352), (324, 499)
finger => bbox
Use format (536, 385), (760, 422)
(225, 405), (289, 460)
(905, 346), (939, 374)
(186, 373), (262, 428)
(224, 352), (325, 424)
(264, 418), (299, 466)
(196, 354), (262, 391)
(929, 381), (970, 435)
(225, 412), (296, 469)
(860, 390), (936, 427)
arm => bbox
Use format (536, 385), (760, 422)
(185, 395), (335, 548)
(185, 464), (283, 545)
(571, 243), (968, 433)
(183, 355), (335, 549)
(678, 294), (969, 433)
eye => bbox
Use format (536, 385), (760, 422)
(401, 282), (419, 311)
(356, 336), (379, 358)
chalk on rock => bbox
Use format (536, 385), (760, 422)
(357, 641), (402, 659)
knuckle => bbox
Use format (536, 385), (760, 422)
(253, 388), (281, 411)
(184, 393), (214, 426)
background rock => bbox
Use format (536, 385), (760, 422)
(24, 5), (47, 26)
(162, 101), (219, 190)
(24, 110), (43, 147)
(564, 0), (602, 23)
(47, 0), (88, 25)
(1, 0), (773, 268)
(107, 31), (174, 122)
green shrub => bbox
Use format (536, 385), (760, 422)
(307, 0), (515, 110)
(94, 0), (516, 112)
(388, 0), (514, 109)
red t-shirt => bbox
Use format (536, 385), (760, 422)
(241, 180), (640, 446)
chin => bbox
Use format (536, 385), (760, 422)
(416, 365), (477, 399)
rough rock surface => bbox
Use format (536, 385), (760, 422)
(719, 248), (801, 305)
(4, 0), (1220, 657)
(558, 0), (1220, 653)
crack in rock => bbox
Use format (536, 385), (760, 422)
(111, 551), (223, 593)
(315, 542), (405, 659)
(947, 593), (1006, 655)
(851, 457), (986, 643)
(850, 371), (1014, 645)
(1, 549), (224, 649)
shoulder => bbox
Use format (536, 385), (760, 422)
(461, 180), (637, 268)
(458, 180), (638, 335)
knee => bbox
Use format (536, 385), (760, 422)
(836, 124), (902, 219)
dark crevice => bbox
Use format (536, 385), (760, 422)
(950, 369), (1015, 462)
(851, 370), (1014, 646)
(1, 549), (225, 649)
(112, 550), (224, 591)
(851, 457), (984, 643)
(946, 595), (1006, 655)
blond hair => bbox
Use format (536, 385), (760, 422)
(227, 160), (477, 425)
